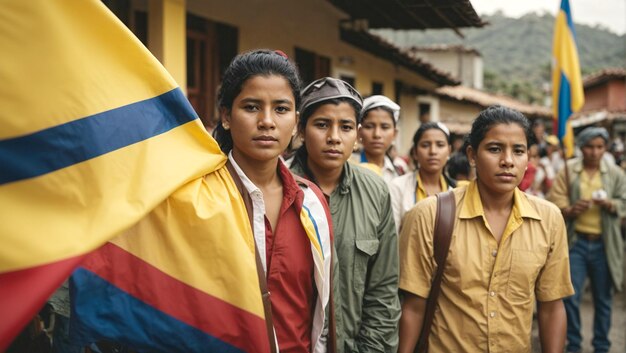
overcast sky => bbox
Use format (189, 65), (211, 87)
(471, 0), (626, 35)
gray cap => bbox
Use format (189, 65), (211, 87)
(576, 127), (609, 147)
(300, 77), (363, 118)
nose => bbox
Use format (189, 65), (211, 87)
(372, 126), (381, 139)
(257, 107), (276, 130)
(500, 149), (514, 167)
(327, 125), (340, 145)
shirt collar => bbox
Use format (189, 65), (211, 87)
(228, 151), (260, 195)
(459, 180), (542, 221)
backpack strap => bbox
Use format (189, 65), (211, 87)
(415, 190), (456, 353)
(225, 160), (277, 353)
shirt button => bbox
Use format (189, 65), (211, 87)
(491, 250), (498, 257)
(490, 291), (496, 297)
(490, 311), (496, 318)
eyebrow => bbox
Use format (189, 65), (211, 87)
(239, 97), (294, 105)
(485, 141), (527, 148)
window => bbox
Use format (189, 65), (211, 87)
(295, 47), (331, 87)
(419, 103), (431, 123)
(372, 81), (383, 95)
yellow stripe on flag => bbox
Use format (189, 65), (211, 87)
(0, 0), (176, 139)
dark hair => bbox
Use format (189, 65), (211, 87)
(467, 105), (531, 151)
(446, 151), (471, 180)
(362, 106), (396, 127)
(212, 49), (301, 153)
(298, 97), (361, 133)
(411, 122), (451, 147)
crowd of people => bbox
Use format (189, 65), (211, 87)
(12, 49), (625, 353)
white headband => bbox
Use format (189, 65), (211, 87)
(361, 95), (400, 123)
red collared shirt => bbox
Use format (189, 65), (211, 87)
(265, 161), (315, 353)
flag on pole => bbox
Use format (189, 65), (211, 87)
(0, 1), (268, 352)
(552, 0), (585, 158)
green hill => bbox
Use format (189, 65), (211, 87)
(373, 12), (625, 104)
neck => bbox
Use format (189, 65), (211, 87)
(365, 151), (385, 168)
(477, 181), (514, 213)
(231, 150), (280, 188)
(583, 160), (600, 172)
(307, 159), (343, 195)
(418, 169), (441, 186)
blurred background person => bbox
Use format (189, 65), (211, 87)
(389, 122), (454, 231)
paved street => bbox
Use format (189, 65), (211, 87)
(532, 250), (626, 352)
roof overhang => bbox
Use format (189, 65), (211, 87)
(329, 0), (485, 36)
(340, 27), (460, 87)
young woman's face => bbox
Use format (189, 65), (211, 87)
(302, 102), (358, 173)
(413, 129), (450, 174)
(222, 75), (297, 164)
(467, 123), (529, 195)
(358, 109), (396, 158)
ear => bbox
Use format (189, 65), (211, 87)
(219, 107), (231, 130)
(466, 145), (477, 167)
(392, 128), (398, 139)
(292, 111), (300, 137)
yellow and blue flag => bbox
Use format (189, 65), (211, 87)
(552, 0), (585, 158)
(0, 1), (268, 352)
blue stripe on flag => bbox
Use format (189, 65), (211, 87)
(0, 88), (197, 185)
(560, 0), (576, 38)
(557, 71), (573, 139)
(70, 268), (244, 353)
(302, 205), (324, 258)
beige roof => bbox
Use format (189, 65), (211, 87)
(435, 85), (552, 119)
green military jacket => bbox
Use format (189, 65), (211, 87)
(549, 158), (626, 291)
(291, 158), (400, 353)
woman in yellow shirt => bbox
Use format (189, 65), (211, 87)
(398, 106), (574, 353)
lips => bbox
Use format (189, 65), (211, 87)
(253, 135), (278, 142)
(496, 172), (516, 181)
(323, 149), (343, 157)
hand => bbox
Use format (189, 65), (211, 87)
(593, 198), (615, 212)
(565, 199), (592, 218)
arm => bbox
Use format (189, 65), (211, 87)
(398, 293), (427, 353)
(356, 191), (401, 352)
(537, 299), (567, 353)
(547, 163), (591, 219)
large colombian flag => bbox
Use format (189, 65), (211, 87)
(0, 1), (268, 352)
(552, 0), (585, 158)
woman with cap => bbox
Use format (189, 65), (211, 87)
(213, 49), (335, 353)
(548, 126), (626, 353)
(356, 95), (405, 183)
(290, 77), (400, 352)
(388, 122), (454, 231)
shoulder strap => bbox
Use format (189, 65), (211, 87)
(415, 190), (456, 353)
(225, 161), (277, 353)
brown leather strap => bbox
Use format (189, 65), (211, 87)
(225, 161), (277, 353)
(415, 190), (456, 353)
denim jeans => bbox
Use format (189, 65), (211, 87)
(564, 238), (613, 353)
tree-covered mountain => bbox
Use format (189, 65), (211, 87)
(373, 11), (625, 104)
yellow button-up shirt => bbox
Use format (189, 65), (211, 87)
(400, 181), (574, 353)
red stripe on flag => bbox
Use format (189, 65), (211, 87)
(81, 242), (270, 353)
(0, 255), (85, 351)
